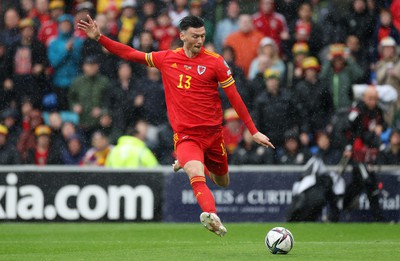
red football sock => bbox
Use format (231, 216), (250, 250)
(190, 176), (216, 213)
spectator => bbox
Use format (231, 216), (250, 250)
(30, 0), (51, 28)
(230, 128), (275, 165)
(135, 67), (168, 127)
(48, 14), (84, 111)
(103, 61), (138, 138)
(16, 109), (44, 161)
(377, 128), (400, 164)
(154, 122), (175, 165)
(375, 36), (400, 124)
(219, 46), (249, 110)
(277, 129), (312, 165)
(73, 1), (95, 39)
(68, 55), (109, 142)
(0, 7), (21, 48)
(188, 0), (214, 44)
(371, 8), (400, 63)
(4, 18), (48, 107)
(213, 0), (240, 53)
(320, 43), (364, 110)
(295, 57), (334, 147)
(1, 39), (18, 111)
(341, 86), (386, 221)
(253, 69), (300, 148)
(47, 111), (64, 148)
(96, 110), (122, 145)
(391, 0), (400, 32)
(310, 0), (331, 25)
(131, 30), (158, 80)
(25, 125), (62, 165)
(284, 42), (309, 89)
(168, 0), (190, 27)
(0, 124), (21, 165)
(345, 34), (370, 83)
(313, 131), (342, 165)
(0, 108), (21, 146)
(222, 108), (244, 156)
(343, 0), (375, 51)
(37, 0), (65, 46)
(224, 14), (264, 76)
(152, 12), (179, 51)
(248, 36), (285, 81)
(118, 0), (141, 46)
(81, 13), (122, 80)
(61, 134), (87, 165)
(82, 130), (114, 166)
(105, 121), (159, 168)
(252, 0), (289, 52)
(286, 2), (324, 57)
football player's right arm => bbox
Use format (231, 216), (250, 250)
(77, 15), (147, 65)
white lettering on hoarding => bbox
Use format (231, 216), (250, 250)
(0, 173), (155, 221)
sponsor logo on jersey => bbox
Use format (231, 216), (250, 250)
(171, 63), (178, 68)
(197, 65), (206, 75)
(184, 65), (192, 70)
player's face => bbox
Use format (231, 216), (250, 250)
(181, 27), (206, 54)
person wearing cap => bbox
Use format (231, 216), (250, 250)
(372, 8), (400, 63)
(4, 17), (48, 107)
(48, 13), (84, 111)
(284, 42), (309, 89)
(222, 107), (244, 156)
(0, 124), (21, 165)
(25, 125), (62, 165)
(294, 56), (333, 147)
(37, 0), (65, 46)
(253, 69), (300, 148)
(213, 1), (240, 53)
(68, 55), (109, 141)
(247, 36), (285, 81)
(320, 43), (363, 110)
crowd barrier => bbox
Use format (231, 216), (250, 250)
(0, 165), (399, 222)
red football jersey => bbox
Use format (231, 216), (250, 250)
(146, 47), (235, 133)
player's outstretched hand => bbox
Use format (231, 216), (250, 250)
(253, 132), (275, 149)
(77, 15), (101, 41)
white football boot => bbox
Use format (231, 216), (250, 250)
(200, 212), (227, 237)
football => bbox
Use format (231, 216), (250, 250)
(265, 227), (294, 254)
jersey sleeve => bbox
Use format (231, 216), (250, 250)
(216, 57), (235, 89)
(145, 50), (169, 69)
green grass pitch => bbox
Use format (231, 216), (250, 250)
(1, 223), (399, 260)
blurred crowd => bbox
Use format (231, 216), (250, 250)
(0, 0), (400, 167)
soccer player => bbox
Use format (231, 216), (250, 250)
(78, 15), (275, 237)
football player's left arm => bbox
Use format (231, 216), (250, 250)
(223, 84), (275, 149)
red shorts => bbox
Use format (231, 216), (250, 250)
(174, 127), (228, 176)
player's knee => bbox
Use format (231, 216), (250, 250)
(184, 164), (204, 178)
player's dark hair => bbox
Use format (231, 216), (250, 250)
(179, 15), (204, 31)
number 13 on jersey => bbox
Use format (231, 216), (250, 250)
(177, 74), (192, 89)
